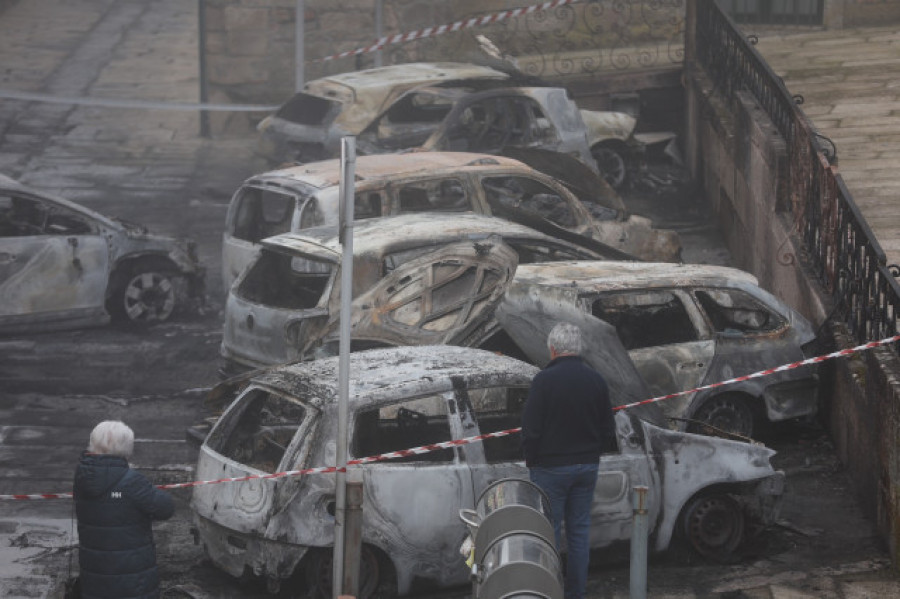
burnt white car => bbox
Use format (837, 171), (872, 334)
(221, 152), (679, 288)
(191, 346), (785, 597)
(256, 62), (642, 188)
(495, 261), (820, 438)
(0, 175), (205, 332)
(256, 62), (511, 165)
(220, 213), (612, 374)
(356, 84), (639, 187)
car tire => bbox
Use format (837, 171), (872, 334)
(107, 265), (177, 326)
(681, 493), (745, 561)
(591, 142), (628, 189)
(688, 393), (756, 438)
(302, 545), (384, 599)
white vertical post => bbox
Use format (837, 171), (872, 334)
(295, 0), (305, 92)
(375, 0), (384, 68)
(332, 136), (356, 599)
(630, 486), (649, 599)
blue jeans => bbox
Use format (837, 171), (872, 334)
(530, 463), (599, 599)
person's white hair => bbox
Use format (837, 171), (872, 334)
(547, 322), (582, 356)
(87, 420), (134, 458)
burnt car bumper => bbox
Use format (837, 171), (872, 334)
(193, 514), (308, 581)
(746, 470), (785, 526)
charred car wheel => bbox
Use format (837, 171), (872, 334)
(108, 267), (177, 325)
(688, 393), (755, 438)
(681, 493), (745, 560)
(303, 545), (383, 599)
(591, 143), (627, 189)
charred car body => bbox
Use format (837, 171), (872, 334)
(191, 346), (785, 596)
(256, 62), (510, 165)
(219, 213), (619, 375)
(255, 62), (642, 189)
(495, 261), (820, 438)
(0, 174), (205, 332)
(221, 152), (679, 288)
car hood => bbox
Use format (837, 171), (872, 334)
(495, 282), (667, 427)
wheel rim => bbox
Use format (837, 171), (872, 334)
(684, 494), (744, 559)
(592, 146), (626, 189)
(306, 546), (380, 599)
(123, 272), (175, 322)
(695, 395), (754, 437)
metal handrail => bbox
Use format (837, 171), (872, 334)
(694, 0), (900, 345)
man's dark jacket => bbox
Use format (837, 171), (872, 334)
(522, 355), (617, 467)
(74, 452), (175, 599)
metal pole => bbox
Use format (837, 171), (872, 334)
(630, 486), (649, 599)
(374, 0), (384, 68)
(197, 0), (210, 138)
(343, 467), (364, 597)
(295, 0), (305, 92)
(332, 136), (356, 599)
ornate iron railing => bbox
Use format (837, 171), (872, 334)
(695, 0), (900, 344)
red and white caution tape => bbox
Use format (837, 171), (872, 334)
(3, 333), (898, 500)
(614, 334), (900, 412)
(318, 0), (582, 63)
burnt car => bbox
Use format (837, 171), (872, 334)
(495, 261), (820, 438)
(221, 152), (678, 288)
(191, 346), (785, 597)
(256, 62), (510, 166)
(355, 85), (641, 188)
(256, 62), (642, 189)
(0, 174), (204, 332)
(220, 213), (616, 375)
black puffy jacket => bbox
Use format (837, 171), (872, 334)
(74, 452), (174, 599)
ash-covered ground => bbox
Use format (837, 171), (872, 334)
(0, 155), (893, 598)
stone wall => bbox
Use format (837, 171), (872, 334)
(684, 61), (900, 567)
(841, 0), (900, 27)
(201, 0), (686, 135)
(829, 323), (900, 562)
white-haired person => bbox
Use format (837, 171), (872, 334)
(73, 420), (174, 599)
(521, 322), (617, 599)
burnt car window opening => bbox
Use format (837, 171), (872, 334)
(475, 328), (532, 363)
(592, 291), (699, 350)
(1, 196), (48, 236)
(352, 394), (454, 464)
(695, 288), (784, 334)
(506, 240), (594, 263)
(46, 206), (93, 235)
(354, 191), (384, 219)
(466, 386), (529, 463)
(275, 92), (338, 125)
(232, 188), (295, 243)
(238, 251), (331, 309)
(483, 176), (576, 227)
(208, 388), (307, 473)
(372, 92), (453, 149)
(398, 179), (469, 213)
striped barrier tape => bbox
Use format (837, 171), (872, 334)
(318, 0), (582, 63)
(3, 332), (898, 500)
(0, 1), (582, 111)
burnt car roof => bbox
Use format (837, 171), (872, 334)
(304, 62), (509, 94)
(250, 152), (526, 191)
(512, 261), (759, 292)
(261, 212), (598, 260)
(250, 345), (538, 409)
